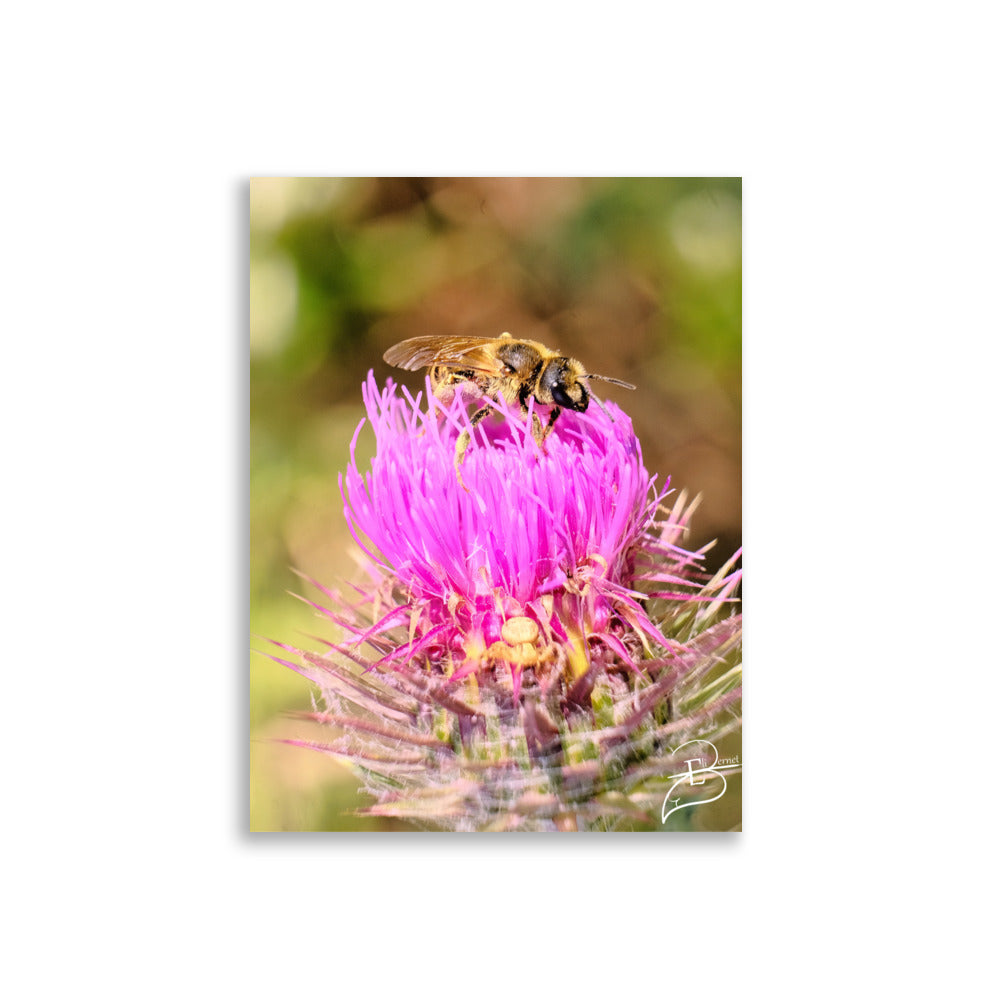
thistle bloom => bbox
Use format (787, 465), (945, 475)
(341, 374), (667, 695)
(274, 372), (742, 831)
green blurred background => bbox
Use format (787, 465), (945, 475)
(249, 177), (742, 831)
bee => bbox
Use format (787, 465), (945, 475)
(383, 332), (635, 487)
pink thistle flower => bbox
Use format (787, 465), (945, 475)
(341, 373), (667, 695)
(272, 372), (742, 831)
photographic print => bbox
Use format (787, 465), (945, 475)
(249, 177), (742, 832)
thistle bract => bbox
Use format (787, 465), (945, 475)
(272, 372), (742, 831)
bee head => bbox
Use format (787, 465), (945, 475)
(540, 359), (589, 412)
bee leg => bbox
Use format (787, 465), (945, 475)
(421, 369), (456, 438)
(455, 404), (492, 492)
(532, 406), (562, 450)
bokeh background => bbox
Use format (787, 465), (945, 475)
(249, 177), (742, 831)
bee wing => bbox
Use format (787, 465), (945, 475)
(383, 335), (504, 374)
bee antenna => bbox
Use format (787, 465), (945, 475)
(583, 374), (635, 424)
(590, 390), (617, 423)
(585, 373), (636, 390)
